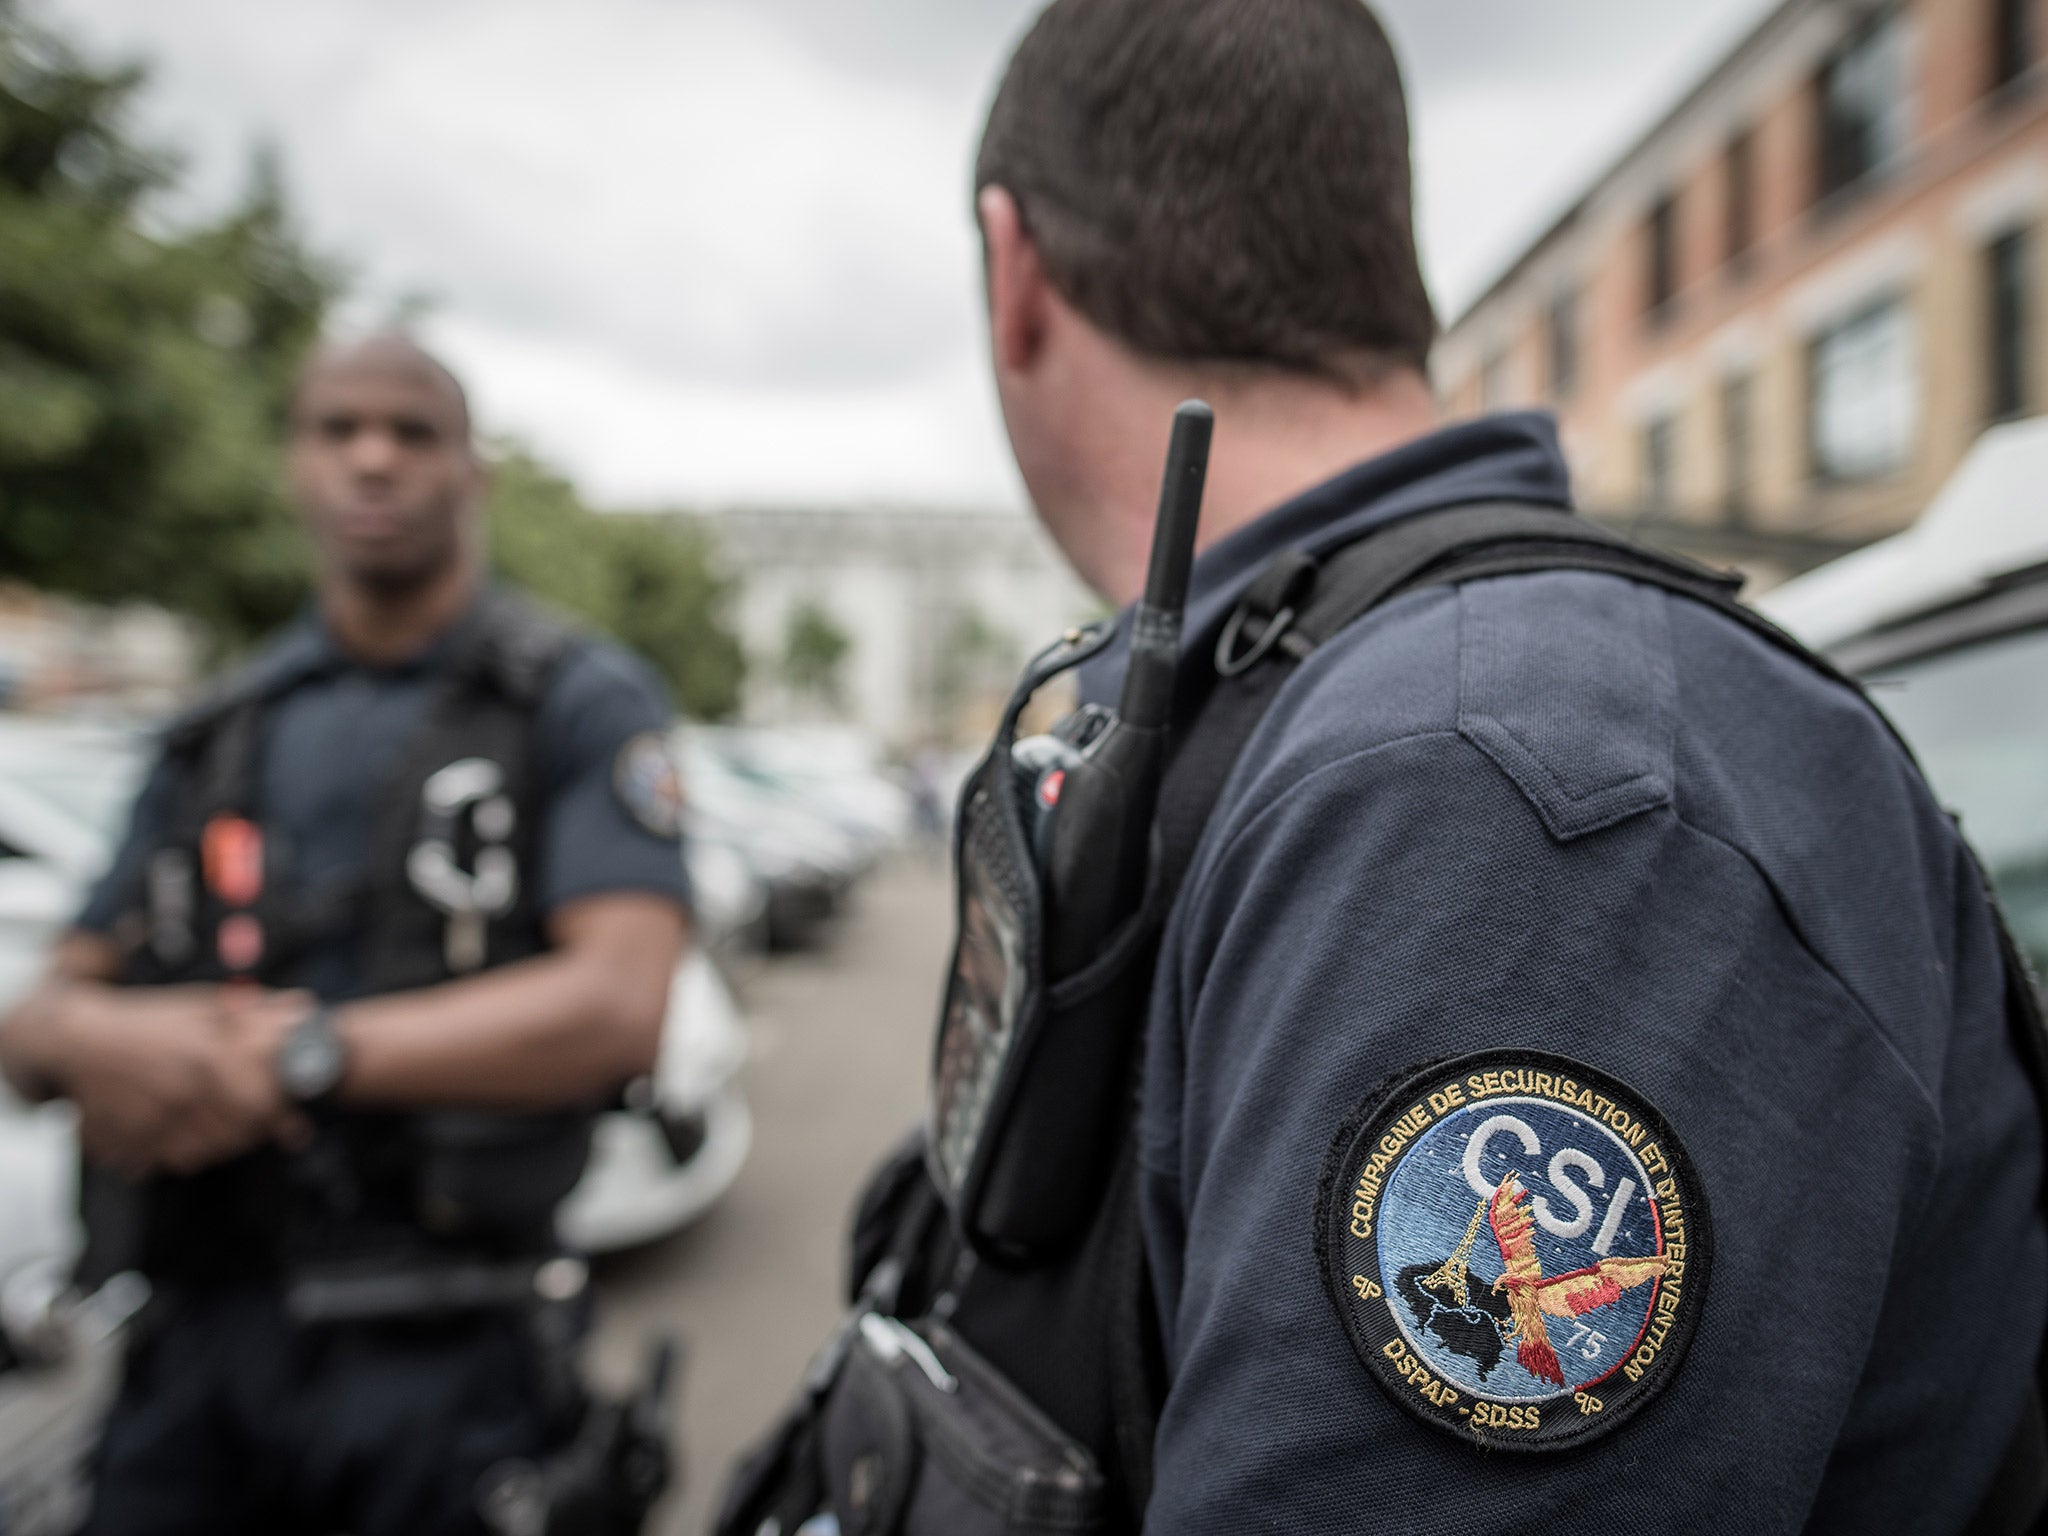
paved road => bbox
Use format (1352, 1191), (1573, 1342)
(590, 857), (953, 1536)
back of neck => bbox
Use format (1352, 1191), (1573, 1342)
(1190, 368), (1441, 553)
(1089, 365), (1441, 605)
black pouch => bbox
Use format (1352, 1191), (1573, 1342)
(847, 1132), (948, 1311)
(817, 1313), (1104, 1536)
(414, 1110), (594, 1244)
(930, 626), (1167, 1261)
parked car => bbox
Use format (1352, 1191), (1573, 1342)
(0, 1261), (143, 1536)
(683, 826), (772, 969)
(0, 727), (151, 1532)
(713, 725), (915, 864)
(0, 717), (752, 1258)
(1761, 418), (2048, 980)
(0, 722), (145, 1015)
(676, 727), (869, 950)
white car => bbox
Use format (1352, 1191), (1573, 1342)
(0, 718), (752, 1259)
(676, 728), (866, 950)
(1761, 419), (2048, 979)
(710, 725), (916, 861)
(555, 950), (752, 1252)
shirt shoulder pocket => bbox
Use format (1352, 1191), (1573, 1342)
(1455, 571), (1677, 842)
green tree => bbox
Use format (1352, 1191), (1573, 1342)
(601, 514), (746, 721)
(484, 447), (617, 621)
(0, 5), (339, 645)
(782, 599), (851, 706)
(0, 6), (746, 716)
(486, 448), (745, 720)
(929, 603), (1014, 733)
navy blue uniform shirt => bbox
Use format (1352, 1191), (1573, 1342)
(78, 598), (690, 1001)
(1110, 414), (2044, 1532)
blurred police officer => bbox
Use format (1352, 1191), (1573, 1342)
(721, 2), (2048, 1532)
(0, 335), (691, 1534)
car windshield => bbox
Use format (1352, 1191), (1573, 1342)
(1866, 624), (2048, 977)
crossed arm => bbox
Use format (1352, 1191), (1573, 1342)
(0, 893), (687, 1178)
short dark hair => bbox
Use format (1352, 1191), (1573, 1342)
(976, 0), (1436, 383)
(293, 332), (473, 440)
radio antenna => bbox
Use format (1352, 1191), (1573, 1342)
(1118, 399), (1212, 731)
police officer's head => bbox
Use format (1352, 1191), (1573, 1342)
(976, 0), (1438, 598)
(288, 334), (484, 598)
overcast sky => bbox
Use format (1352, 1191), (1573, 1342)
(48, 0), (1777, 512)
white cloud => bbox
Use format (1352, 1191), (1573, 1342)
(428, 309), (1021, 509)
(45, 0), (1777, 510)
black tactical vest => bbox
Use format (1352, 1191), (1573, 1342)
(80, 588), (599, 1289)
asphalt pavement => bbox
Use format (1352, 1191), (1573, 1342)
(590, 855), (953, 1536)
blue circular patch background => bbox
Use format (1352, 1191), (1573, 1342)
(1317, 1051), (1710, 1452)
(614, 732), (684, 838)
(1377, 1097), (1662, 1401)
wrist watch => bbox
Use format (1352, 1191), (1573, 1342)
(275, 1005), (349, 1105)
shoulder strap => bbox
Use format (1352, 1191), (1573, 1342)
(161, 624), (334, 758)
(1155, 504), (1736, 910)
(154, 629), (343, 848)
(1105, 1147), (1166, 1524)
(1120, 501), (2048, 1528)
(451, 586), (584, 709)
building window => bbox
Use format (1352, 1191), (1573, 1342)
(1725, 130), (1756, 267)
(1992, 0), (2034, 95)
(1644, 415), (1677, 512)
(1547, 288), (1580, 400)
(1722, 373), (1754, 521)
(1646, 193), (1680, 322)
(1988, 227), (2031, 421)
(1816, 10), (1909, 204)
(1809, 298), (1917, 482)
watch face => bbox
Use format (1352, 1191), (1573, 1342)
(278, 1014), (346, 1101)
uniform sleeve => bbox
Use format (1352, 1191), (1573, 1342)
(531, 642), (691, 916)
(72, 749), (184, 935)
(1136, 729), (1959, 1532)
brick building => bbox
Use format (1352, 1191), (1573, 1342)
(1436, 0), (2047, 582)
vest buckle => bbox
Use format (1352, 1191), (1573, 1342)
(1215, 549), (1320, 679)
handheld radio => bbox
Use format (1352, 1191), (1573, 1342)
(931, 401), (1213, 1260)
(1014, 401), (1210, 977)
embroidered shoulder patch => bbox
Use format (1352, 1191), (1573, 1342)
(1316, 1050), (1709, 1452)
(613, 731), (685, 839)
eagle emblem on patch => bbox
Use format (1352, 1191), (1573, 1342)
(1316, 1051), (1709, 1451)
(613, 731), (685, 839)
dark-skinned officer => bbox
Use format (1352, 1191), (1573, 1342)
(721, 3), (2048, 1533)
(0, 334), (692, 1535)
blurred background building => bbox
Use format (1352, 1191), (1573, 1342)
(11, 0), (2041, 722)
(674, 507), (1093, 748)
(1436, 0), (2046, 585)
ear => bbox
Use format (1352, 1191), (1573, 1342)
(978, 185), (1050, 378)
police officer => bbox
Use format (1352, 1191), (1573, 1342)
(0, 335), (692, 1534)
(721, 2), (2048, 1532)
